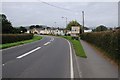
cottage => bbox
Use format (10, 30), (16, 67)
(84, 30), (92, 32)
(28, 27), (65, 36)
(30, 28), (40, 34)
(54, 29), (65, 36)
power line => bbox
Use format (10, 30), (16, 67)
(41, 1), (73, 12)
(40, 1), (85, 29)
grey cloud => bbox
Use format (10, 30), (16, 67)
(2, 2), (118, 28)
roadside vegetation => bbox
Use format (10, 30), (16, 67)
(0, 35), (42, 49)
(1, 34), (34, 44)
(0, 14), (43, 49)
(62, 36), (87, 58)
(80, 30), (120, 63)
(1, 14), (27, 34)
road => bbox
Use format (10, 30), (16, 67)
(2, 35), (118, 79)
(2, 36), (74, 78)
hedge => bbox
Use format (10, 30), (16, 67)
(80, 30), (120, 63)
(0, 34), (33, 44)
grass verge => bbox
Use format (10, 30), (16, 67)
(62, 36), (87, 58)
(0, 35), (42, 49)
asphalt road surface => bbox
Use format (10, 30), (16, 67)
(2, 35), (118, 79)
(2, 36), (74, 78)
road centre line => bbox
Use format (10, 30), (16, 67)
(67, 40), (74, 78)
(50, 37), (54, 42)
(44, 42), (51, 46)
(16, 47), (41, 59)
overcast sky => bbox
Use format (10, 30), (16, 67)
(2, 2), (118, 28)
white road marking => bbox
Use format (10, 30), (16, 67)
(2, 64), (5, 66)
(67, 40), (74, 78)
(50, 37), (54, 42)
(44, 42), (51, 46)
(17, 47), (41, 59)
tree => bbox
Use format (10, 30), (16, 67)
(36, 25), (43, 28)
(1, 14), (13, 33)
(12, 28), (21, 34)
(93, 25), (108, 32)
(116, 27), (120, 29)
(29, 25), (44, 29)
(19, 26), (27, 33)
(30, 25), (35, 29)
(66, 20), (81, 30)
(84, 27), (90, 30)
(0, 14), (2, 34)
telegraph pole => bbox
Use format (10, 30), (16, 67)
(62, 16), (67, 28)
(65, 17), (67, 27)
(82, 11), (84, 33)
(54, 22), (57, 27)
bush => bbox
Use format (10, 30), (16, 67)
(0, 34), (33, 44)
(80, 30), (120, 62)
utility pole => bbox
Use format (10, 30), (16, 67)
(62, 16), (67, 28)
(82, 11), (84, 33)
(54, 22), (57, 27)
(65, 17), (67, 27)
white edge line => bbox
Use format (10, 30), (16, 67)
(67, 40), (74, 78)
(67, 38), (82, 78)
(17, 47), (41, 59)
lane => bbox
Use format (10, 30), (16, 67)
(2, 36), (51, 64)
(3, 36), (72, 78)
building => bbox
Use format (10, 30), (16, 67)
(30, 28), (41, 34)
(71, 26), (80, 37)
(54, 29), (65, 36)
(84, 30), (92, 32)
(28, 27), (65, 36)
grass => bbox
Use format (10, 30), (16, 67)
(0, 35), (42, 49)
(62, 36), (87, 58)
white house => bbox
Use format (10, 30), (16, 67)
(29, 28), (65, 35)
(53, 29), (65, 36)
(30, 28), (40, 34)
(66, 30), (71, 35)
(84, 30), (92, 32)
